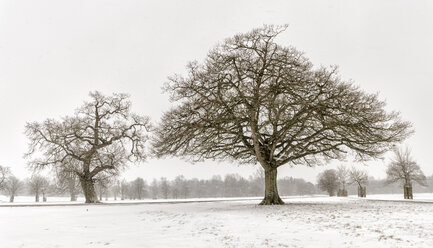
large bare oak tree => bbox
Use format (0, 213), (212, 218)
(152, 25), (412, 205)
(25, 91), (150, 203)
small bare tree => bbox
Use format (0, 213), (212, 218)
(336, 165), (349, 197)
(29, 175), (50, 202)
(111, 180), (121, 200)
(348, 167), (368, 197)
(152, 25), (412, 205)
(160, 177), (169, 199)
(386, 147), (426, 199)
(94, 175), (111, 201)
(150, 179), (159, 199)
(130, 177), (146, 200)
(4, 176), (22, 202)
(0, 165), (10, 190)
(25, 91), (151, 203)
(318, 169), (339, 196)
(120, 179), (129, 200)
(54, 169), (81, 201)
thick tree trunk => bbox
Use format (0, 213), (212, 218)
(35, 192), (39, 202)
(357, 186), (366, 197)
(259, 167), (284, 205)
(80, 177), (99, 203)
(404, 184), (413, 199)
(9, 195), (14, 202)
(42, 192), (47, 202)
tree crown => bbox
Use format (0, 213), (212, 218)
(153, 25), (412, 170)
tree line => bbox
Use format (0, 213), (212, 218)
(0, 167), (318, 202)
(3, 161), (433, 203)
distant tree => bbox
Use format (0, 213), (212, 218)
(248, 169), (265, 196)
(180, 179), (189, 199)
(94, 176), (111, 201)
(348, 167), (368, 197)
(29, 175), (50, 202)
(150, 179), (159, 199)
(318, 169), (339, 196)
(152, 25), (412, 205)
(0, 165), (10, 190)
(336, 165), (349, 197)
(54, 169), (81, 201)
(159, 177), (169, 199)
(172, 175), (187, 199)
(25, 91), (151, 203)
(130, 177), (146, 200)
(4, 176), (22, 202)
(111, 180), (121, 200)
(386, 147), (427, 199)
(120, 179), (129, 200)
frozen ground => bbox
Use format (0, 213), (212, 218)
(1, 197), (433, 248)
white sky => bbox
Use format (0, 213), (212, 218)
(0, 0), (432, 183)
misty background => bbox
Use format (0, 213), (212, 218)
(1, 0), (432, 184)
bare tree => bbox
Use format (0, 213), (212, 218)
(386, 147), (426, 199)
(54, 169), (81, 201)
(130, 177), (146, 200)
(25, 91), (151, 203)
(29, 175), (50, 202)
(94, 176), (111, 201)
(120, 179), (129, 200)
(348, 167), (368, 197)
(150, 179), (159, 199)
(0, 165), (10, 190)
(336, 165), (349, 197)
(318, 169), (339, 196)
(159, 177), (169, 199)
(111, 180), (121, 200)
(152, 25), (412, 204)
(4, 176), (22, 202)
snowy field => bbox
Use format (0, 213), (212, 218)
(1, 196), (433, 248)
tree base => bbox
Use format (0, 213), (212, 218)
(259, 196), (285, 205)
(80, 177), (99, 204)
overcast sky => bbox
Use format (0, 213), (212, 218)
(1, 0), (432, 183)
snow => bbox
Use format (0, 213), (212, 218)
(1, 196), (433, 248)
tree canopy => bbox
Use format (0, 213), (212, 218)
(153, 25), (412, 204)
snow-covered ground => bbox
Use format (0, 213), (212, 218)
(1, 196), (433, 248)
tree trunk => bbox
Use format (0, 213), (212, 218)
(42, 192), (47, 202)
(259, 167), (284, 205)
(9, 195), (14, 202)
(404, 184), (413, 199)
(35, 192), (39, 202)
(80, 177), (99, 203)
(337, 189), (347, 197)
(70, 191), (77, 201)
